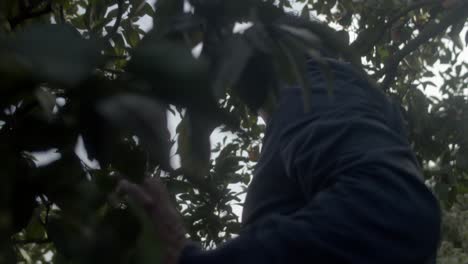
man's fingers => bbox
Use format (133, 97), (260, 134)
(117, 179), (153, 206)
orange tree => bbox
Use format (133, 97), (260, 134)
(0, 0), (467, 263)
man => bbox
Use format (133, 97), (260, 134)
(119, 57), (441, 263)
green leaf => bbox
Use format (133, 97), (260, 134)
(448, 21), (465, 49)
(127, 38), (224, 117)
(8, 24), (102, 86)
(46, 216), (90, 261)
(300, 5), (310, 20)
(275, 33), (325, 112)
(111, 32), (126, 49)
(110, 138), (148, 183)
(234, 52), (278, 112)
(153, 0), (184, 34)
(213, 35), (253, 98)
(13, 115), (76, 151)
(24, 215), (46, 241)
(10, 179), (37, 233)
(126, 198), (162, 264)
(97, 94), (172, 173)
(127, 29), (141, 48)
(34, 87), (56, 119)
(47, 207), (141, 263)
(92, 208), (142, 263)
(178, 112), (214, 184)
(128, 39), (207, 82)
(377, 46), (390, 61)
(135, 2), (155, 17)
(36, 153), (85, 210)
(277, 24), (322, 49)
(456, 148), (468, 170)
(434, 182), (450, 203)
(70, 15), (88, 29)
(0, 0), (19, 20)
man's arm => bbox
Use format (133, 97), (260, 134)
(121, 74), (441, 264)
(178, 98), (441, 264)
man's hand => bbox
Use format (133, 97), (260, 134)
(118, 177), (188, 264)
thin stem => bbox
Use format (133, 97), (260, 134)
(104, 0), (124, 42)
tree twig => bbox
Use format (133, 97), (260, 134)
(387, 0), (440, 27)
(104, 0), (124, 42)
(38, 195), (52, 226)
(351, 0), (441, 55)
(380, 2), (468, 91)
(44, 201), (51, 226)
(59, 5), (65, 24)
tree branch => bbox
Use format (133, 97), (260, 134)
(58, 5), (65, 24)
(104, 0), (124, 42)
(387, 0), (440, 27)
(351, 0), (441, 56)
(380, 2), (468, 91)
(9, 2), (53, 29)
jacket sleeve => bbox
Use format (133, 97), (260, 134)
(179, 90), (441, 264)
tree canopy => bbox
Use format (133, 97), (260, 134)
(0, 0), (467, 263)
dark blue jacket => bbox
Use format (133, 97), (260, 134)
(179, 59), (441, 264)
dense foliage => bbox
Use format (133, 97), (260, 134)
(0, 0), (467, 263)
